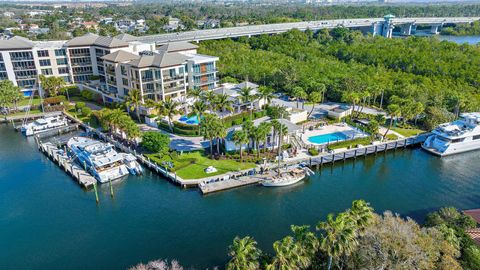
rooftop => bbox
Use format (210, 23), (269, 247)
(101, 50), (140, 63)
(127, 51), (190, 68)
(0, 36), (34, 50)
(65, 33), (129, 48)
(158, 42), (199, 53)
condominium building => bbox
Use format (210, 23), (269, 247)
(0, 33), (218, 101)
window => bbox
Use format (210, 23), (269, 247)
(56, 58), (68, 65)
(17, 79), (36, 88)
(41, 68), (53, 75)
(12, 61), (35, 70)
(10, 51), (33, 61)
(37, 50), (49, 57)
(120, 66), (127, 76)
(122, 78), (129, 86)
(473, 135), (480, 140)
(55, 49), (66, 56)
(62, 76), (70, 83)
(452, 138), (465, 143)
(58, 67), (69, 74)
(0, 72), (8, 80)
(39, 59), (51, 66)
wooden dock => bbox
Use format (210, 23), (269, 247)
(199, 175), (262, 194)
(306, 134), (429, 168)
(37, 139), (96, 189)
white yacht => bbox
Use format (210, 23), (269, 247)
(422, 112), (480, 156)
(21, 115), (68, 136)
(67, 137), (142, 183)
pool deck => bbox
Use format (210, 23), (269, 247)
(301, 123), (367, 146)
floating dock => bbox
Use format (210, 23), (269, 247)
(37, 140), (96, 189)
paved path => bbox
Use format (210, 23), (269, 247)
(271, 98), (385, 117)
(138, 124), (209, 151)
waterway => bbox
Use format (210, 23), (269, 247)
(438, 35), (480, 44)
(1, 123), (480, 270)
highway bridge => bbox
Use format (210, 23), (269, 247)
(134, 16), (480, 44)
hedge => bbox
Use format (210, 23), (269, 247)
(158, 121), (199, 136)
(43, 95), (66, 105)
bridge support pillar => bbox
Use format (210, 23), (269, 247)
(371, 22), (383, 37)
(430, 23), (443, 35)
(400, 23), (414, 36)
(381, 14), (395, 38)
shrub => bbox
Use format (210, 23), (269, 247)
(81, 90), (93, 100)
(88, 75), (101, 80)
(43, 95), (66, 105)
(282, 143), (292, 150)
(142, 131), (171, 154)
(60, 86), (80, 97)
(308, 148), (319, 156)
(81, 107), (92, 116)
(75, 102), (86, 111)
(386, 134), (398, 140)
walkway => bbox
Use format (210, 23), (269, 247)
(138, 124), (209, 151)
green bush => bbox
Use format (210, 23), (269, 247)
(81, 107), (92, 116)
(81, 90), (93, 100)
(60, 86), (80, 97)
(75, 102), (86, 111)
(174, 121), (199, 131)
(142, 131), (171, 154)
(89, 75), (101, 80)
(308, 148), (319, 156)
(282, 143), (292, 150)
(43, 95), (66, 105)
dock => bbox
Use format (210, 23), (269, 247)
(37, 139), (96, 189)
(199, 175), (262, 195)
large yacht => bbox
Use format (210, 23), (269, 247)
(21, 115), (68, 136)
(261, 166), (313, 187)
(422, 112), (480, 156)
(67, 137), (142, 183)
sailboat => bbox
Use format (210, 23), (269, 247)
(21, 83), (68, 136)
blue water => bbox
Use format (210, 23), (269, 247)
(308, 131), (348, 144)
(179, 115), (201, 125)
(2, 124), (480, 269)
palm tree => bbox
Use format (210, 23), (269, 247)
(291, 86), (305, 109)
(201, 115), (217, 158)
(106, 108), (126, 134)
(162, 99), (180, 132)
(270, 119), (280, 153)
(257, 86), (274, 109)
(250, 126), (263, 158)
(276, 123), (288, 175)
(267, 236), (307, 270)
(213, 120), (227, 155)
(307, 91), (322, 118)
(383, 103), (401, 140)
(317, 213), (358, 270)
(191, 100), (207, 132)
(242, 120), (254, 153)
(202, 90), (217, 112)
(257, 122), (271, 155)
(215, 93), (234, 117)
(240, 87), (255, 118)
(342, 91), (361, 119)
(348, 200), (374, 234)
(290, 225), (319, 268)
(232, 130), (249, 161)
(187, 87), (202, 101)
(226, 236), (261, 270)
(125, 88), (143, 123)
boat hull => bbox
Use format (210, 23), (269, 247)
(261, 175), (305, 187)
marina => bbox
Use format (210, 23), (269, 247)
(1, 123), (480, 270)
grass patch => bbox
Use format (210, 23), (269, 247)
(328, 137), (373, 150)
(146, 151), (256, 180)
(11, 97), (42, 107)
(391, 127), (425, 137)
(6, 109), (42, 117)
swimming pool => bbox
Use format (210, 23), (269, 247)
(178, 115), (201, 125)
(308, 132), (348, 144)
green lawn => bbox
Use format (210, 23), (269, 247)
(6, 109), (42, 117)
(146, 151), (257, 180)
(391, 127), (425, 137)
(13, 97), (42, 107)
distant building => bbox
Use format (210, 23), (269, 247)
(83, 21), (99, 30)
(3, 12), (14, 18)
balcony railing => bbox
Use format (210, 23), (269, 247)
(193, 69), (217, 75)
(163, 75), (184, 83)
(164, 85), (185, 94)
(10, 57), (34, 61)
(141, 77), (155, 82)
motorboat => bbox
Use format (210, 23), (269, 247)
(422, 112), (480, 156)
(21, 115), (68, 136)
(67, 137), (142, 183)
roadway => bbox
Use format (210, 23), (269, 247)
(134, 16), (480, 44)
